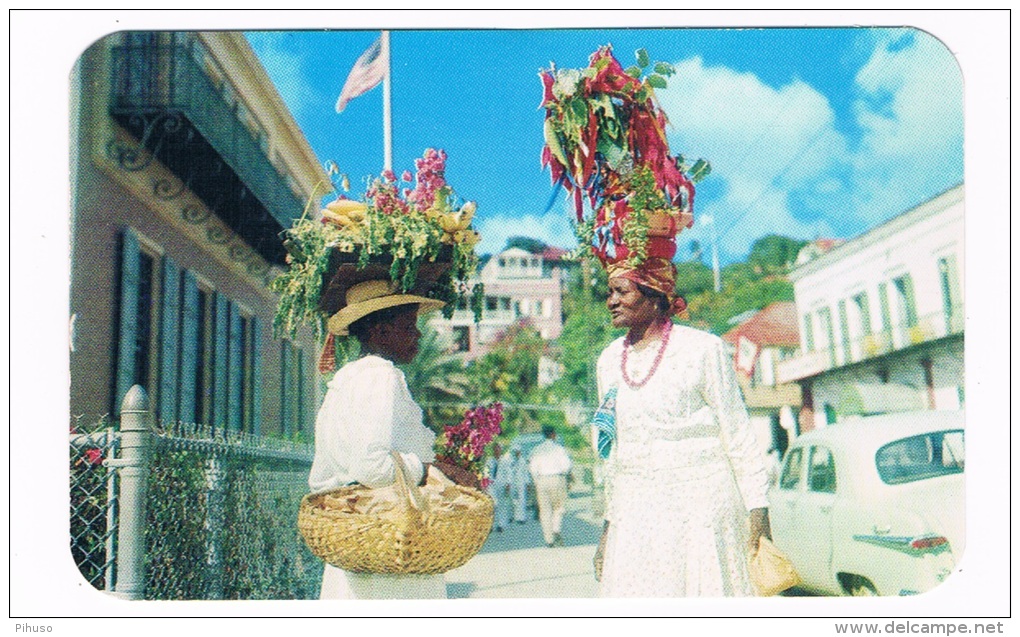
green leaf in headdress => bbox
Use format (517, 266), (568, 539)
(646, 74), (668, 90)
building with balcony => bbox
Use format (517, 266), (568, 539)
(429, 246), (566, 357)
(776, 185), (964, 433)
(70, 32), (328, 436)
(722, 302), (803, 455)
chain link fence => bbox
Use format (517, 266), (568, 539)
(70, 415), (119, 590)
(69, 392), (322, 600)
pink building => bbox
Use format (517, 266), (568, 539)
(430, 246), (566, 357)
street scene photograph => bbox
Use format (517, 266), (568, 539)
(8, 8), (1011, 630)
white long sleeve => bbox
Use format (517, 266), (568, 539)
(702, 336), (770, 511)
(309, 356), (435, 493)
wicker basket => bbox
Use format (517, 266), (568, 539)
(297, 453), (494, 575)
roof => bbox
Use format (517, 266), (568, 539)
(541, 246), (571, 261)
(722, 302), (800, 347)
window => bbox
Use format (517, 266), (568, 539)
(838, 299), (851, 361)
(878, 282), (893, 333)
(114, 229), (162, 415)
(876, 430), (965, 485)
(452, 326), (470, 352)
(485, 296), (498, 312)
(114, 228), (264, 432)
(193, 286), (215, 425)
(939, 255), (962, 331)
(802, 314), (815, 351)
(818, 307), (835, 359)
(893, 274), (918, 328)
(807, 446), (836, 493)
(853, 292), (872, 337)
(500, 297), (511, 311)
(779, 448), (804, 490)
(280, 341), (307, 437)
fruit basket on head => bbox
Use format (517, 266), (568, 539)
(271, 148), (485, 371)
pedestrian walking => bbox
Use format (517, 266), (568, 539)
(508, 447), (530, 524)
(528, 426), (573, 547)
(487, 443), (512, 532)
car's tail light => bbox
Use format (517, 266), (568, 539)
(910, 536), (948, 551)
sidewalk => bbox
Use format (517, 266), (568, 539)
(445, 488), (603, 598)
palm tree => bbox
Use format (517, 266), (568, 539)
(400, 321), (471, 432)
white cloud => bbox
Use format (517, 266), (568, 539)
(849, 29), (964, 223)
(474, 206), (576, 256)
(653, 33), (963, 261)
(245, 32), (316, 120)
(657, 57), (848, 259)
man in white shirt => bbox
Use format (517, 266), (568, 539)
(528, 426), (573, 547)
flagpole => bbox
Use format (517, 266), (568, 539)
(382, 30), (392, 172)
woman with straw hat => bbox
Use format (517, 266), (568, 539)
(308, 279), (479, 600)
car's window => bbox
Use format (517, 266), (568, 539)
(807, 446), (836, 493)
(876, 429), (965, 485)
(779, 447), (804, 490)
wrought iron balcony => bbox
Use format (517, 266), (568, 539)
(108, 37), (304, 265)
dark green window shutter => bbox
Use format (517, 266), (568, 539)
(280, 341), (291, 436)
(213, 293), (229, 430)
(158, 257), (181, 425)
(251, 316), (263, 436)
(297, 348), (306, 436)
(178, 271), (200, 423)
(228, 303), (243, 433)
(114, 228), (141, 415)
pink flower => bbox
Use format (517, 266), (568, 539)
(401, 170), (413, 182)
(83, 448), (103, 466)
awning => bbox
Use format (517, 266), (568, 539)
(834, 382), (927, 416)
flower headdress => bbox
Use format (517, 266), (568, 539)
(540, 45), (711, 311)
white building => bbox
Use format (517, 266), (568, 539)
(776, 185), (964, 433)
(430, 246), (565, 357)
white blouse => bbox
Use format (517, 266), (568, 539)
(308, 355), (445, 600)
(308, 355), (436, 493)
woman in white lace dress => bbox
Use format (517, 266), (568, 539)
(592, 263), (771, 597)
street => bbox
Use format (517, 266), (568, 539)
(445, 487), (603, 598)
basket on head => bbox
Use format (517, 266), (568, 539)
(297, 452), (494, 575)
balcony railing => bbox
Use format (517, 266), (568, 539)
(109, 38), (304, 246)
(776, 305), (964, 384)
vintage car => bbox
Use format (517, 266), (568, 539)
(768, 410), (964, 596)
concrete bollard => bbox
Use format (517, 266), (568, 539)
(109, 384), (151, 600)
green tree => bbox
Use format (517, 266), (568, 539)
(747, 234), (808, 274)
(400, 321), (472, 432)
(505, 236), (549, 254)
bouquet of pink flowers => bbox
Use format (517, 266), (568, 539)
(436, 403), (504, 488)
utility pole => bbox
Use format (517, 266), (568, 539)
(702, 215), (721, 293)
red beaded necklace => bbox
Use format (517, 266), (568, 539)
(621, 320), (673, 389)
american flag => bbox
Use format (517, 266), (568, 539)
(335, 36), (387, 114)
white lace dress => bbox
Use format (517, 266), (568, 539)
(595, 326), (770, 597)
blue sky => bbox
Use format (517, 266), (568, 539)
(246, 27), (962, 264)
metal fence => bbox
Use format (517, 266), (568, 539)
(70, 385), (321, 600)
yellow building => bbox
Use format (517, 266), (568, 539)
(70, 31), (328, 435)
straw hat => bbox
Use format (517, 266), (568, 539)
(327, 280), (445, 336)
